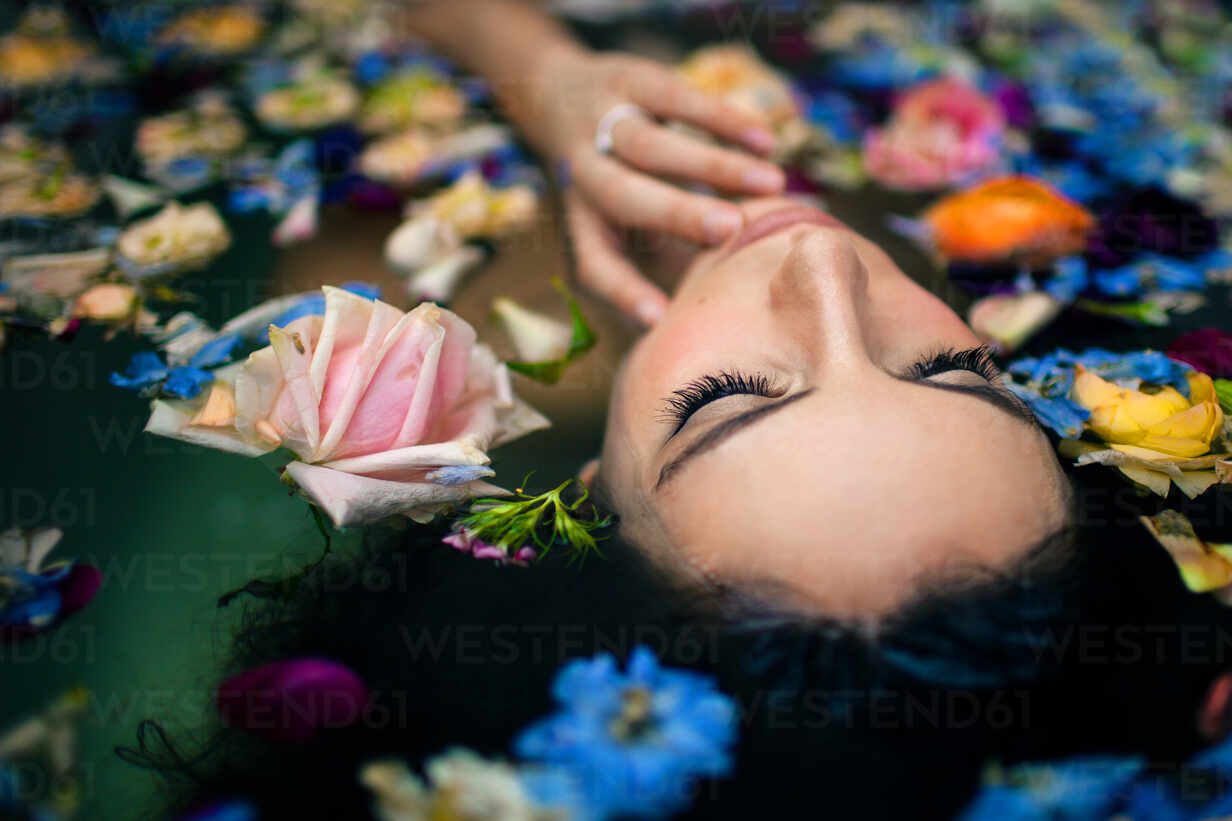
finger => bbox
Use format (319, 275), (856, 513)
(623, 64), (778, 155)
(610, 115), (784, 195)
(565, 190), (668, 327)
(571, 147), (744, 245)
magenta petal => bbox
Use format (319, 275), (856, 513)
(442, 533), (472, 552)
(57, 565), (102, 615)
(1167, 328), (1232, 379)
(348, 181), (401, 211)
(472, 544), (507, 561)
(216, 658), (369, 743)
(513, 546), (538, 562)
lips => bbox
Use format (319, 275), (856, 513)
(726, 205), (847, 256)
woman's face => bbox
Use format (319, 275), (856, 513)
(599, 198), (1070, 618)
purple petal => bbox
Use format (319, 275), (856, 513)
(216, 658), (369, 743)
(57, 565), (102, 615)
(1167, 328), (1232, 379)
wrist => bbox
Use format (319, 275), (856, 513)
(506, 42), (590, 158)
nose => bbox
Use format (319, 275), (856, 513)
(768, 228), (872, 370)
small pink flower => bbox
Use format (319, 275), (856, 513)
(863, 78), (1005, 191)
(472, 544), (507, 561)
(441, 528), (537, 566)
(215, 658), (369, 743)
(511, 546), (538, 566)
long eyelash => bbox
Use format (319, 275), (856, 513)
(659, 371), (775, 431)
(906, 346), (1002, 382)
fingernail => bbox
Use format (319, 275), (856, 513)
(635, 300), (665, 327)
(742, 127), (777, 154)
(703, 208), (742, 244)
(743, 165), (785, 193)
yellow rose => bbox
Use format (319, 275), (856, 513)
(1072, 366), (1224, 457)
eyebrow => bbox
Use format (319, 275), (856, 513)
(655, 390), (813, 489)
(653, 380), (1038, 491)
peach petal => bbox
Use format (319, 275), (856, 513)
(189, 380), (237, 427)
(146, 398), (272, 457)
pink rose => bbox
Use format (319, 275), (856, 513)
(863, 78), (1005, 191)
(145, 286), (549, 526)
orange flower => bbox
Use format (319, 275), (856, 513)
(923, 176), (1094, 267)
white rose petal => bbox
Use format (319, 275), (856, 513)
(490, 297), (573, 363)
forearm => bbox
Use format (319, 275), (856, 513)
(402, 0), (586, 152)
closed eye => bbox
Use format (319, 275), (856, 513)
(903, 346), (1003, 383)
(659, 371), (779, 435)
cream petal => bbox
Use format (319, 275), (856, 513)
(234, 346), (284, 439)
(434, 124), (513, 167)
(315, 297), (407, 461)
(1175, 470), (1220, 499)
(272, 195), (319, 247)
(385, 215), (456, 275)
(154, 312), (216, 366)
(285, 462), (494, 527)
(269, 325), (321, 455)
(968, 291), (1062, 354)
(405, 245), (483, 303)
(2, 248), (111, 300)
(1118, 465), (1173, 497)
(490, 297), (574, 363)
(321, 439), (490, 478)
(491, 398), (551, 448)
(145, 398), (274, 456)
(1071, 446), (1186, 479)
(24, 528), (62, 574)
(102, 175), (164, 220)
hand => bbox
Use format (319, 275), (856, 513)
(527, 49), (786, 326)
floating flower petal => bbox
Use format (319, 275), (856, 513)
(923, 176), (1094, 267)
(216, 658), (368, 743)
(115, 202), (231, 279)
(864, 78), (1005, 191)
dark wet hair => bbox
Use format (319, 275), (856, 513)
(126, 478), (1232, 820)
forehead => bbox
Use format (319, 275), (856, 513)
(642, 382), (1064, 616)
